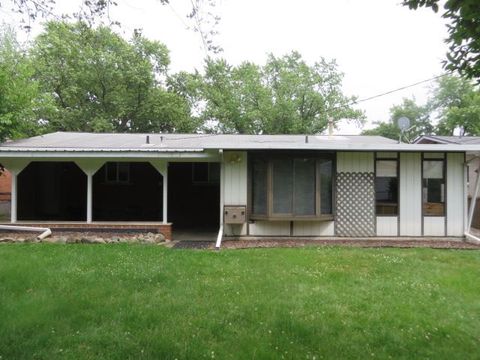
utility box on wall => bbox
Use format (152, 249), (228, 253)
(224, 206), (246, 224)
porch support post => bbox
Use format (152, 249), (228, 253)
(11, 171), (17, 223)
(87, 173), (93, 223)
(75, 160), (104, 224)
(150, 161), (168, 224)
(2, 160), (29, 224)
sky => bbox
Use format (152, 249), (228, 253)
(2, 0), (450, 134)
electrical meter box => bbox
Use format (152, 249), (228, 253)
(224, 206), (246, 224)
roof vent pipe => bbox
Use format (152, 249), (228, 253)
(305, 135), (309, 143)
(146, 135), (150, 144)
(328, 118), (334, 137)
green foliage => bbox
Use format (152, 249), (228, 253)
(362, 98), (432, 141)
(1, 245), (480, 359)
(31, 21), (195, 133)
(196, 52), (364, 134)
(403, 0), (480, 80)
(429, 75), (480, 135)
(0, 26), (53, 142)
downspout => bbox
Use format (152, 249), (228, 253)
(215, 149), (224, 250)
(464, 155), (480, 243)
(0, 225), (52, 240)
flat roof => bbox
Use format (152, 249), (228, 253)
(0, 132), (479, 154)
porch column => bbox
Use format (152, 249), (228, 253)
(163, 168), (168, 224)
(87, 173), (93, 223)
(75, 160), (104, 224)
(2, 160), (29, 224)
(150, 160), (168, 224)
(11, 171), (17, 223)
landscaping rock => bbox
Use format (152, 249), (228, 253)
(0, 237), (15, 243)
(154, 233), (166, 243)
(66, 236), (80, 244)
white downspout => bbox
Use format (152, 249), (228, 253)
(465, 156), (480, 243)
(0, 225), (51, 240)
(216, 150), (224, 250)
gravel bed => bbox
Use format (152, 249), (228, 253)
(172, 239), (480, 250)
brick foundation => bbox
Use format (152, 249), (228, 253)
(0, 222), (173, 241)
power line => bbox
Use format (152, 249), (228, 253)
(351, 73), (447, 106)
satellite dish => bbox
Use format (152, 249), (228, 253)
(397, 117), (410, 131)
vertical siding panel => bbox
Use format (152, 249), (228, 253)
(376, 217), (398, 236)
(224, 151), (247, 205)
(447, 152), (465, 236)
(337, 152), (374, 173)
(400, 152), (422, 236)
(424, 217), (445, 236)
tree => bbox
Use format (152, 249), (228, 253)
(4, 0), (222, 55)
(429, 75), (480, 135)
(31, 21), (197, 133)
(0, 26), (53, 141)
(197, 52), (364, 134)
(362, 98), (433, 141)
(403, 0), (480, 80)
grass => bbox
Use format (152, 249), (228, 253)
(0, 244), (479, 359)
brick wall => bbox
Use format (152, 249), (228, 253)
(0, 170), (11, 201)
(0, 222), (173, 241)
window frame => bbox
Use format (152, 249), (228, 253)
(248, 151), (335, 221)
(421, 153), (446, 217)
(192, 162), (220, 185)
(374, 153), (399, 217)
(104, 162), (130, 185)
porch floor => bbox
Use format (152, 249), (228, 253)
(172, 228), (217, 242)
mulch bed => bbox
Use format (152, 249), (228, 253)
(172, 239), (480, 250)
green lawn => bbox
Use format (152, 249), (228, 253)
(0, 245), (479, 359)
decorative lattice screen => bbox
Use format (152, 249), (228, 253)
(336, 172), (375, 237)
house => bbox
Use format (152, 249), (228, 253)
(0, 132), (479, 245)
(415, 135), (480, 229)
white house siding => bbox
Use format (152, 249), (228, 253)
(222, 151), (248, 236)
(337, 152), (374, 173)
(376, 217), (398, 236)
(249, 221), (291, 236)
(223, 151), (248, 205)
(399, 152), (422, 236)
(423, 217), (446, 236)
(447, 152), (465, 236)
(293, 221), (335, 236)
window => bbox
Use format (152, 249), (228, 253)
(423, 159), (445, 216)
(192, 163), (220, 184)
(375, 157), (398, 216)
(105, 162), (130, 184)
(249, 153), (334, 220)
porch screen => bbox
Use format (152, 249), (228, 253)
(250, 153), (334, 220)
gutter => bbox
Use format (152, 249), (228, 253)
(216, 149), (225, 250)
(0, 225), (52, 240)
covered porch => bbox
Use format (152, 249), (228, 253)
(1, 150), (221, 241)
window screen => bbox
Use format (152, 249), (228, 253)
(319, 160), (333, 214)
(250, 153), (334, 219)
(293, 159), (316, 215)
(375, 159), (398, 216)
(272, 159), (293, 214)
(423, 160), (445, 216)
(252, 158), (268, 215)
